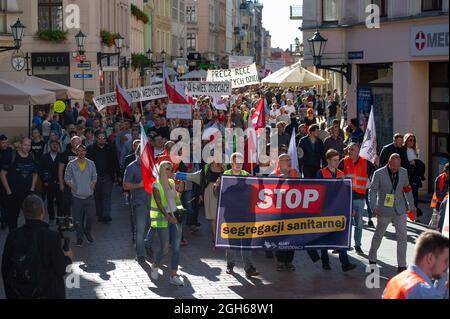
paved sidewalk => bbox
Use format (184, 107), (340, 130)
(0, 186), (429, 299)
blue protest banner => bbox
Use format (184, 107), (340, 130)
(215, 176), (352, 250)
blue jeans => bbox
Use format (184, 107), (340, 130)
(352, 198), (365, 247)
(181, 191), (194, 225)
(153, 223), (182, 271)
(365, 192), (373, 219)
(133, 203), (150, 258)
(94, 175), (113, 218)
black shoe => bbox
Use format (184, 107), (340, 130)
(342, 263), (357, 272)
(103, 217), (112, 223)
(331, 250), (339, 254)
(398, 267), (407, 274)
(75, 238), (83, 247)
(245, 266), (260, 278)
(285, 263), (296, 271)
(98, 216), (105, 222)
(354, 246), (364, 256)
(367, 220), (375, 228)
(136, 256), (146, 264)
(226, 264), (234, 274)
(84, 233), (94, 244)
(322, 264), (332, 270)
(277, 263), (287, 272)
(265, 251), (274, 259)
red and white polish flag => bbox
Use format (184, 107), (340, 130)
(140, 124), (158, 195)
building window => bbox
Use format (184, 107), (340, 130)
(209, 4), (215, 24)
(186, 6), (196, 22)
(187, 33), (196, 51)
(422, 0), (442, 11)
(172, 0), (178, 20)
(371, 0), (387, 17)
(38, 0), (63, 31)
(322, 0), (338, 22)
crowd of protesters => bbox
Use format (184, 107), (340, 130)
(0, 83), (448, 297)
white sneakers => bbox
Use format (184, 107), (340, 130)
(151, 267), (160, 280)
(151, 266), (184, 287)
(169, 275), (185, 287)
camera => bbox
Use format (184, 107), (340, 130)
(56, 217), (77, 252)
(56, 216), (76, 232)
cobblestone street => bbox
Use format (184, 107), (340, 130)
(0, 186), (431, 299)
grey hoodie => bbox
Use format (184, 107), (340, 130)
(64, 158), (97, 199)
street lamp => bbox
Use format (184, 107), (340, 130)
(114, 33), (124, 52)
(0, 18), (26, 52)
(75, 30), (87, 57)
(307, 29), (351, 84)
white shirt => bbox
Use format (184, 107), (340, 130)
(283, 105), (296, 116)
(269, 109), (280, 124)
(407, 147), (419, 161)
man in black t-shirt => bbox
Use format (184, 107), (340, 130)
(58, 136), (82, 217)
(0, 138), (37, 231)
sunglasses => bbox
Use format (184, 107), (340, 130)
(408, 138), (416, 142)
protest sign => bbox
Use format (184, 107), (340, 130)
(265, 59), (285, 73)
(216, 176), (352, 250)
(166, 104), (192, 120)
(207, 63), (260, 89)
(184, 81), (232, 97)
(93, 84), (166, 111)
(228, 55), (254, 69)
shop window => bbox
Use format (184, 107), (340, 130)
(38, 0), (63, 31)
(422, 0), (442, 11)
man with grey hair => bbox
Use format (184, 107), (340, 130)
(1, 194), (72, 299)
(368, 153), (417, 274)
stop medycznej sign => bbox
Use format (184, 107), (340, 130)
(411, 24), (449, 56)
(53, 100), (66, 113)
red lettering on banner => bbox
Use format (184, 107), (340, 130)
(249, 184), (326, 214)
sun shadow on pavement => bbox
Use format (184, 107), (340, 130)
(79, 261), (116, 281)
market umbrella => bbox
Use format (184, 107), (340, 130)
(18, 76), (85, 100)
(0, 78), (56, 136)
(261, 62), (328, 87)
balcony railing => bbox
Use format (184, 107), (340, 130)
(290, 5), (303, 20)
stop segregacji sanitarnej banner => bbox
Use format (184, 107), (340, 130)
(216, 176), (353, 250)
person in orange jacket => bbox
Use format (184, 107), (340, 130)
(429, 163), (449, 231)
(383, 230), (448, 299)
(307, 149), (357, 272)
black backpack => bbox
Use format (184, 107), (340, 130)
(5, 228), (43, 299)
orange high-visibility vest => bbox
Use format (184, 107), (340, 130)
(383, 269), (426, 299)
(343, 156), (369, 195)
(431, 173), (448, 209)
(321, 168), (344, 179)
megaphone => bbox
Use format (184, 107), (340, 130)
(175, 170), (202, 186)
